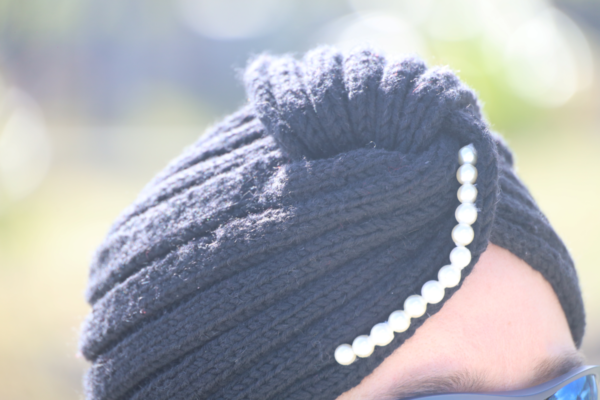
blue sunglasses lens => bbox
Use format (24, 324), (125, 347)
(548, 374), (598, 400)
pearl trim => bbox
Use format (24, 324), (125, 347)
(334, 143), (478, 366)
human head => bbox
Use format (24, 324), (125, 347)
(78, 44), (586, 400)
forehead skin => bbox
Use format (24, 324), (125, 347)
(336, 243), (579, 400)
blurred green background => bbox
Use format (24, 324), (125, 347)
(0, 0), (599, 399)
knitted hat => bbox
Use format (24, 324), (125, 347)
(78, 44), (585, 400)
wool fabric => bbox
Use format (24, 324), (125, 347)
(78, 44), (586, 400)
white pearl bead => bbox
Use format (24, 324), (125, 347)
(404, 294), (427, 318)
(421, 280), (445, 304)
(352, 335), (375, 358)
(334, 343), (356, 365)
(458, 144), (477, 165)
(438, 264), (461, 288)
(451, 223), (474, 246)
(388, 310), (411, 332)
(370, 322), (394, 346)
(450, 246), (472, 269)
(457, 184), (478, 203)
(456, 164), (478, 184)
(455, 203), (478, 225)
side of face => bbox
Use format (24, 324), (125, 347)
(336, 243), (580, 400)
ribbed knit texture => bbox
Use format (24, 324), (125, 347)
(78, 44), (585, 400)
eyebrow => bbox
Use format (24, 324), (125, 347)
(387, 350), (585, 400)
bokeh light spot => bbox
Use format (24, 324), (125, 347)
(0, 90), (52, 203)
(504, 8), (593, 107)
(178, 0), (294, 40)
(317, 12), (427, 58)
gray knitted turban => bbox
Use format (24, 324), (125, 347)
(78, 44), (585, 400)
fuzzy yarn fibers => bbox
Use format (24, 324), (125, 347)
(78, 44), (585, 400)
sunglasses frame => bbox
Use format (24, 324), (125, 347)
(403, 365), (599, 400)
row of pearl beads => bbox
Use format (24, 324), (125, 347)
(334, 144), (478, 366)
(452, 144), (478, 247)
(334, 254), (472, 365)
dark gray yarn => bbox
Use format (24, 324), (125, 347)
(78, 44), (585, 400)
